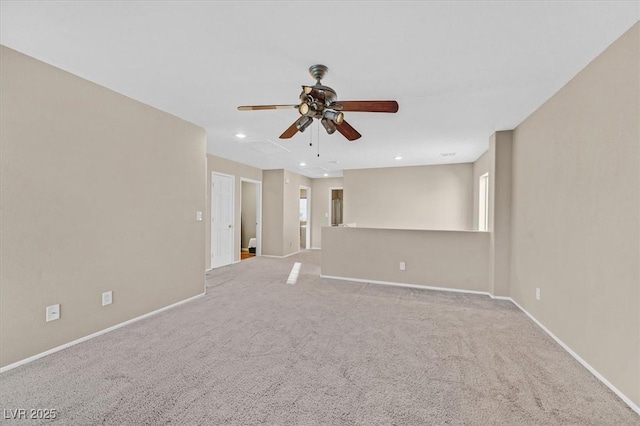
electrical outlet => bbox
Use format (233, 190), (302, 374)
(536, 288), (541, 301)
(102, 291), (113, 306)
(46, 304), (60, 322)
(400, 261), (406, 271)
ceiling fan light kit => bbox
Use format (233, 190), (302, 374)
(295, 116), (313, 132)
(323, 109), (344, 125)
(238, 64), (399, 142)
(321, 117), (337, 134)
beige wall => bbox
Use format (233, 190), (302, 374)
(322, 227), (489, 293)
(260, 169), (312, 256)
(206, 154), (262, 267)
(510, 23), (639, 405)
(241, 181), (257, 249)
(310, 177), (344, 248)
(262, 169), (285, 256)
(0, 46), (206, 367)
(343, 164), (473, 230)
(488, 131), (513, 297)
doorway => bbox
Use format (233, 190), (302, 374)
(329, 188), (343, 226)
(211, 172), (234, 268)
(299, 186), (310, 250)
(240, 178), (262, 260)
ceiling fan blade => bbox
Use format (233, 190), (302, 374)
(237, 104), (298, 111)
(333, 100), (399, 113)
(279, 119), (300, 139)
(336, 120), (362, 141)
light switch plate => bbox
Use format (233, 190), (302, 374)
(196, 211), (203, 221)
(102, 291), (113, 306)
(400, 261), (406, 271)
(46, 304), (60, 322)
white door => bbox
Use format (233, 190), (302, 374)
(211, 172), (234, 268)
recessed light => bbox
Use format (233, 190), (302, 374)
(299, 162), (306, 166)
(235, 133), (246, 139)
(323, 173), (329, 177)
(394, 156), (402, 160)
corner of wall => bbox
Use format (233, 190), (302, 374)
(486, 131), (513, 298)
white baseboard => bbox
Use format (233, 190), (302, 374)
(507, 297), (640, 416)
(489, 294), (512, 301)
(310, 247), (322, 250)
(319, 274), (640, 415)
(4, 273), (638, 416)
(205, 267), (214, 273)
(0, 292), (206, 374)
(320, 274), (491, 297)
(261, 251), (300, 259)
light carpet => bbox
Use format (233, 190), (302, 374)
(0, 251), (637, 425)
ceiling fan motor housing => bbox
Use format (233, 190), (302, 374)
(296, 65), (339, 121)
(308, 64), (329, 82)
(299, 87), (341, 132)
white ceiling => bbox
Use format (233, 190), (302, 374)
(1, 2), (638, 178)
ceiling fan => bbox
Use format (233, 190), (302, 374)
(237, 64), (399, 141)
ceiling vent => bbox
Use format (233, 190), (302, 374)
(237, 139), (291, 154)
(322, 161), (342, 171)
(298, 166), (329, 175)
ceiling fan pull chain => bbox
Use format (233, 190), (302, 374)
(309, 122), (313, 147)
(317, 122), (321, 157)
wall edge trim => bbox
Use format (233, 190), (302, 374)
(320, 274), (640, 414)
(320, 274), (491, 296)
(261, 251), (300, 259)
(507, 297), (640, 416)
(489, 295), (512, 301)
(0, 292), (206, 374)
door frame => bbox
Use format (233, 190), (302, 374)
(240, 177), (262, 257)
(299, 185), (311, 250)
(211, 171), (235, 268)
(328, 187), (344, 226)
(478, 173), (489, 232)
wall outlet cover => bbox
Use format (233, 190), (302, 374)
(46, 304), (60, 322)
